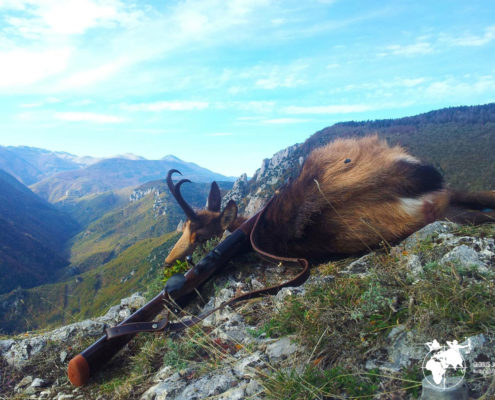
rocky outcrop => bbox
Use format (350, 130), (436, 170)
(0, 293), (146, 370)
(220, 173), (248, 209)
(130, 187), (168, 217)
(224, 143), (304, 216)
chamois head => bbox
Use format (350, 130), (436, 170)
(164, 169), (239, 266)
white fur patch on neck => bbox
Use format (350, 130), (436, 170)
(399, 197), (424, 217)
(396, 155), (419, 163)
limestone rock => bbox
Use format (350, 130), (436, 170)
(401, 221), (458, 251)
(266, 336), (299, 362)
(441, 244), (489, 272)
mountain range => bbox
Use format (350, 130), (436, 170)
(0, 145), (235, 203)
(0, 146), (98, 186)
(31, 156), (234, 203)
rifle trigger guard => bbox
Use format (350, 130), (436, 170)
(104, 314), (170, 339)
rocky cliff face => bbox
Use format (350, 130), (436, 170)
(228, 143), (305, 216)
(130, 186), (168, 217)
(2, 221), (495, 399)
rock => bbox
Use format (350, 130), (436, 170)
(15, 375), (33, 391)
(340, 253), (376, 276)
(305, 275), (334, 286)
(141, 371), (185, 400)
(0, 339), (14, 355)
(49, 319), (106, 342)
(56, 394), (74, 400)
(60, 350), (68, 363)
(31, 377), (47, 387)
(250, 278), (265, 290)
(39, 390), (52, 398)
(153, 365), (174, 383)
(365, 325), (425, 372)
(405, 254), (424, 278)
(176, 368), (238, 400)
(244, 196), (266, 217)
(1, 293), (146, 370)
(100, 292), (146, 324)
(401, 221), (458, 251)
(245, 379), (263, 397)
(221, 173), (248, 209)
(440, 245), (489, 273)
(235, 142), (303, 216)
(142, 367), (246, 400)
(5, 336), (47, 368)
(266, 336), (299, 362)
(233, 351), (266, 378)
(274, 286), (306, 306)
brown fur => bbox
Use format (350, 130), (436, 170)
(256, 136), (494, 258)
(166, 136), (495, 264)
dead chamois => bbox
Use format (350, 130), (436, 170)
(165, 135), (495, 264)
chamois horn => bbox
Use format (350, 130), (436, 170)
(166, 169), (199, 222)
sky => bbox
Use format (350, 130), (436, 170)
(0, 0), (494, 177)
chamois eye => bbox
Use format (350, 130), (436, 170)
(344, 158), (351, 164)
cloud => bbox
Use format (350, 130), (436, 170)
(262, 118), (310, 124)
(122, 101), (209, 112)
(58, 58), (131, 89)
(54, 111), (125, 123)
(1, 0), (140, 37)
(20, 97), (60, 108)
(423, 75), (495, 98)
(380, 41), (434, 57)
(254, 64), (308, 89)
(237, 116), (264, 121)
(446, 26), (495, 47)
(206, 132), (233, 136)
(284, 104), (372, 114)
(380, 26), (495, 60)
(0, 47), (73, 88)
(235, 101), (276, 113)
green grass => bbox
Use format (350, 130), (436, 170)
(250, 225), (495, 399)
(263, 366), (381, 400)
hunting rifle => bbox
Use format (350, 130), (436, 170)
(67, 207), (310, 386)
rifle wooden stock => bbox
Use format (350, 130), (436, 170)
(67, 215), (257, 386)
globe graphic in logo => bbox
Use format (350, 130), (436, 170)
(422, 339), (470, 389)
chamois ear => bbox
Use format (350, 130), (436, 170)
(207, 182), (221, 212)
(220, 200), (238, 230)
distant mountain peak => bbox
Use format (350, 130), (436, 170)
(111, 153), (146, 161)
(161, 154), (183, 162)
